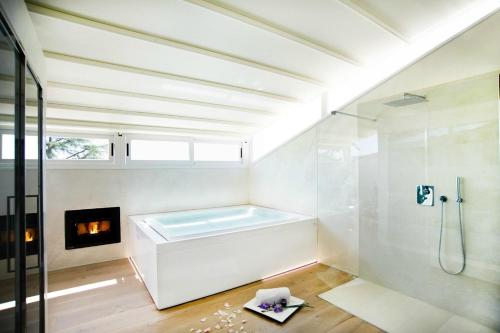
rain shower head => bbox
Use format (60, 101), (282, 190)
(384, 93), (427, 107)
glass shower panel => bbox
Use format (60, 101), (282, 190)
(316, 101), (379, 275)
(357, 72), (500, 329)
(0, 21), (17, 333)
(317, 106), (360, 274)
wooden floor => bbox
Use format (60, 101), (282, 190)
(48, 259), (383, 333)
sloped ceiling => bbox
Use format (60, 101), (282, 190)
(25, 0), (493, 140)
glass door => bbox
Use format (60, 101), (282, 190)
(0, 11), (45, 333)
(0, 18), (17, 333)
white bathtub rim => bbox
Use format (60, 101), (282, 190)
(129, 204), (309, 222)
(129, 204), (316, 244)
(131, 215), (317, 245)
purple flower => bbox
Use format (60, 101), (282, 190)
(258, 302), (271, 310)
(273, 304), (283, 313)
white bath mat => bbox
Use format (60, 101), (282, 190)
(319, 279), (496, 333)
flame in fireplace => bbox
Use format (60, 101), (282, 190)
(88, 222), (99, 234)
(25, 228), (36, 242)
(76, 220), (111, 236)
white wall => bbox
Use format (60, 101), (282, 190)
(46, 168), (248, 271)
(248, 117), (361, 275)
(248, 12), (500, 329)
(251, 97), (322, 162)
(249, 128), (317, 217)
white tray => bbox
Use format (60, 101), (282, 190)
(244, 296), (304, 323)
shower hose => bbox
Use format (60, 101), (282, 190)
(438, 177), (466, 275)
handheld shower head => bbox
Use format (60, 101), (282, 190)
(456, 176), (463, 203)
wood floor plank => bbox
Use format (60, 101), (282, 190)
(47, 259), (383, 333)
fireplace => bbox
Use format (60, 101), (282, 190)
(65, 207), (120, 250)
(0, 213), (39, 262)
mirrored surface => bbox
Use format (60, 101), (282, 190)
(0, 21), (16, 333)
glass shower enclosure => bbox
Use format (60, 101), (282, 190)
(317, 71), (499, 330)
(356, 72), (500, 329)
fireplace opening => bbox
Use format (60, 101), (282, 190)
(25, 227), (36, 242)
(0, 213), (39, 261)
(76, 220), (111, 236)
(65, 207), (120, 250)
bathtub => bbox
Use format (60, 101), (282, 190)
(127, 205), (317, 309)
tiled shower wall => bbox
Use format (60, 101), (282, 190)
(357, 72), (500, 329)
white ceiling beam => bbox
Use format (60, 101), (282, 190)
(0, 114), (249, 139)
(1, 97), (262, 128)
(44, 118), (248, 139)
(336, 0), (408, 42)
(47, 81), (277, 117)
(44, 51), (301, 104)
(184, 0), (360, 66)
(45, 102), (260, 130)
(26, 1), (325, 87)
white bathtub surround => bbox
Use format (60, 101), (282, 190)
(128, 205), (317, 309)
(319, 279), (497, 333)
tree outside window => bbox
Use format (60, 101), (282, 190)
(45, 136), (109, 160)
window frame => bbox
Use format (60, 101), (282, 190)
(0, 130), (249, 169)
(44, 132), (116, 169)
(125, 134), (192, 167)
(192, 137), (247, 167)
(124, 134), (247, 169)
(0, 129), (40, 168)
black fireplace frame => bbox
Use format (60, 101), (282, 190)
(65, 207), (121, 250)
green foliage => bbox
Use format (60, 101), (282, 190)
(45, 137), (106, 160)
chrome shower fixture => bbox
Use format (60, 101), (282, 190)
(330, 110), (377, 122)
(438, 176), (466, 275)
(384, 93), (427, 107)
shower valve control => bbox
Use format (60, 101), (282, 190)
(417, 185), (434, 206)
